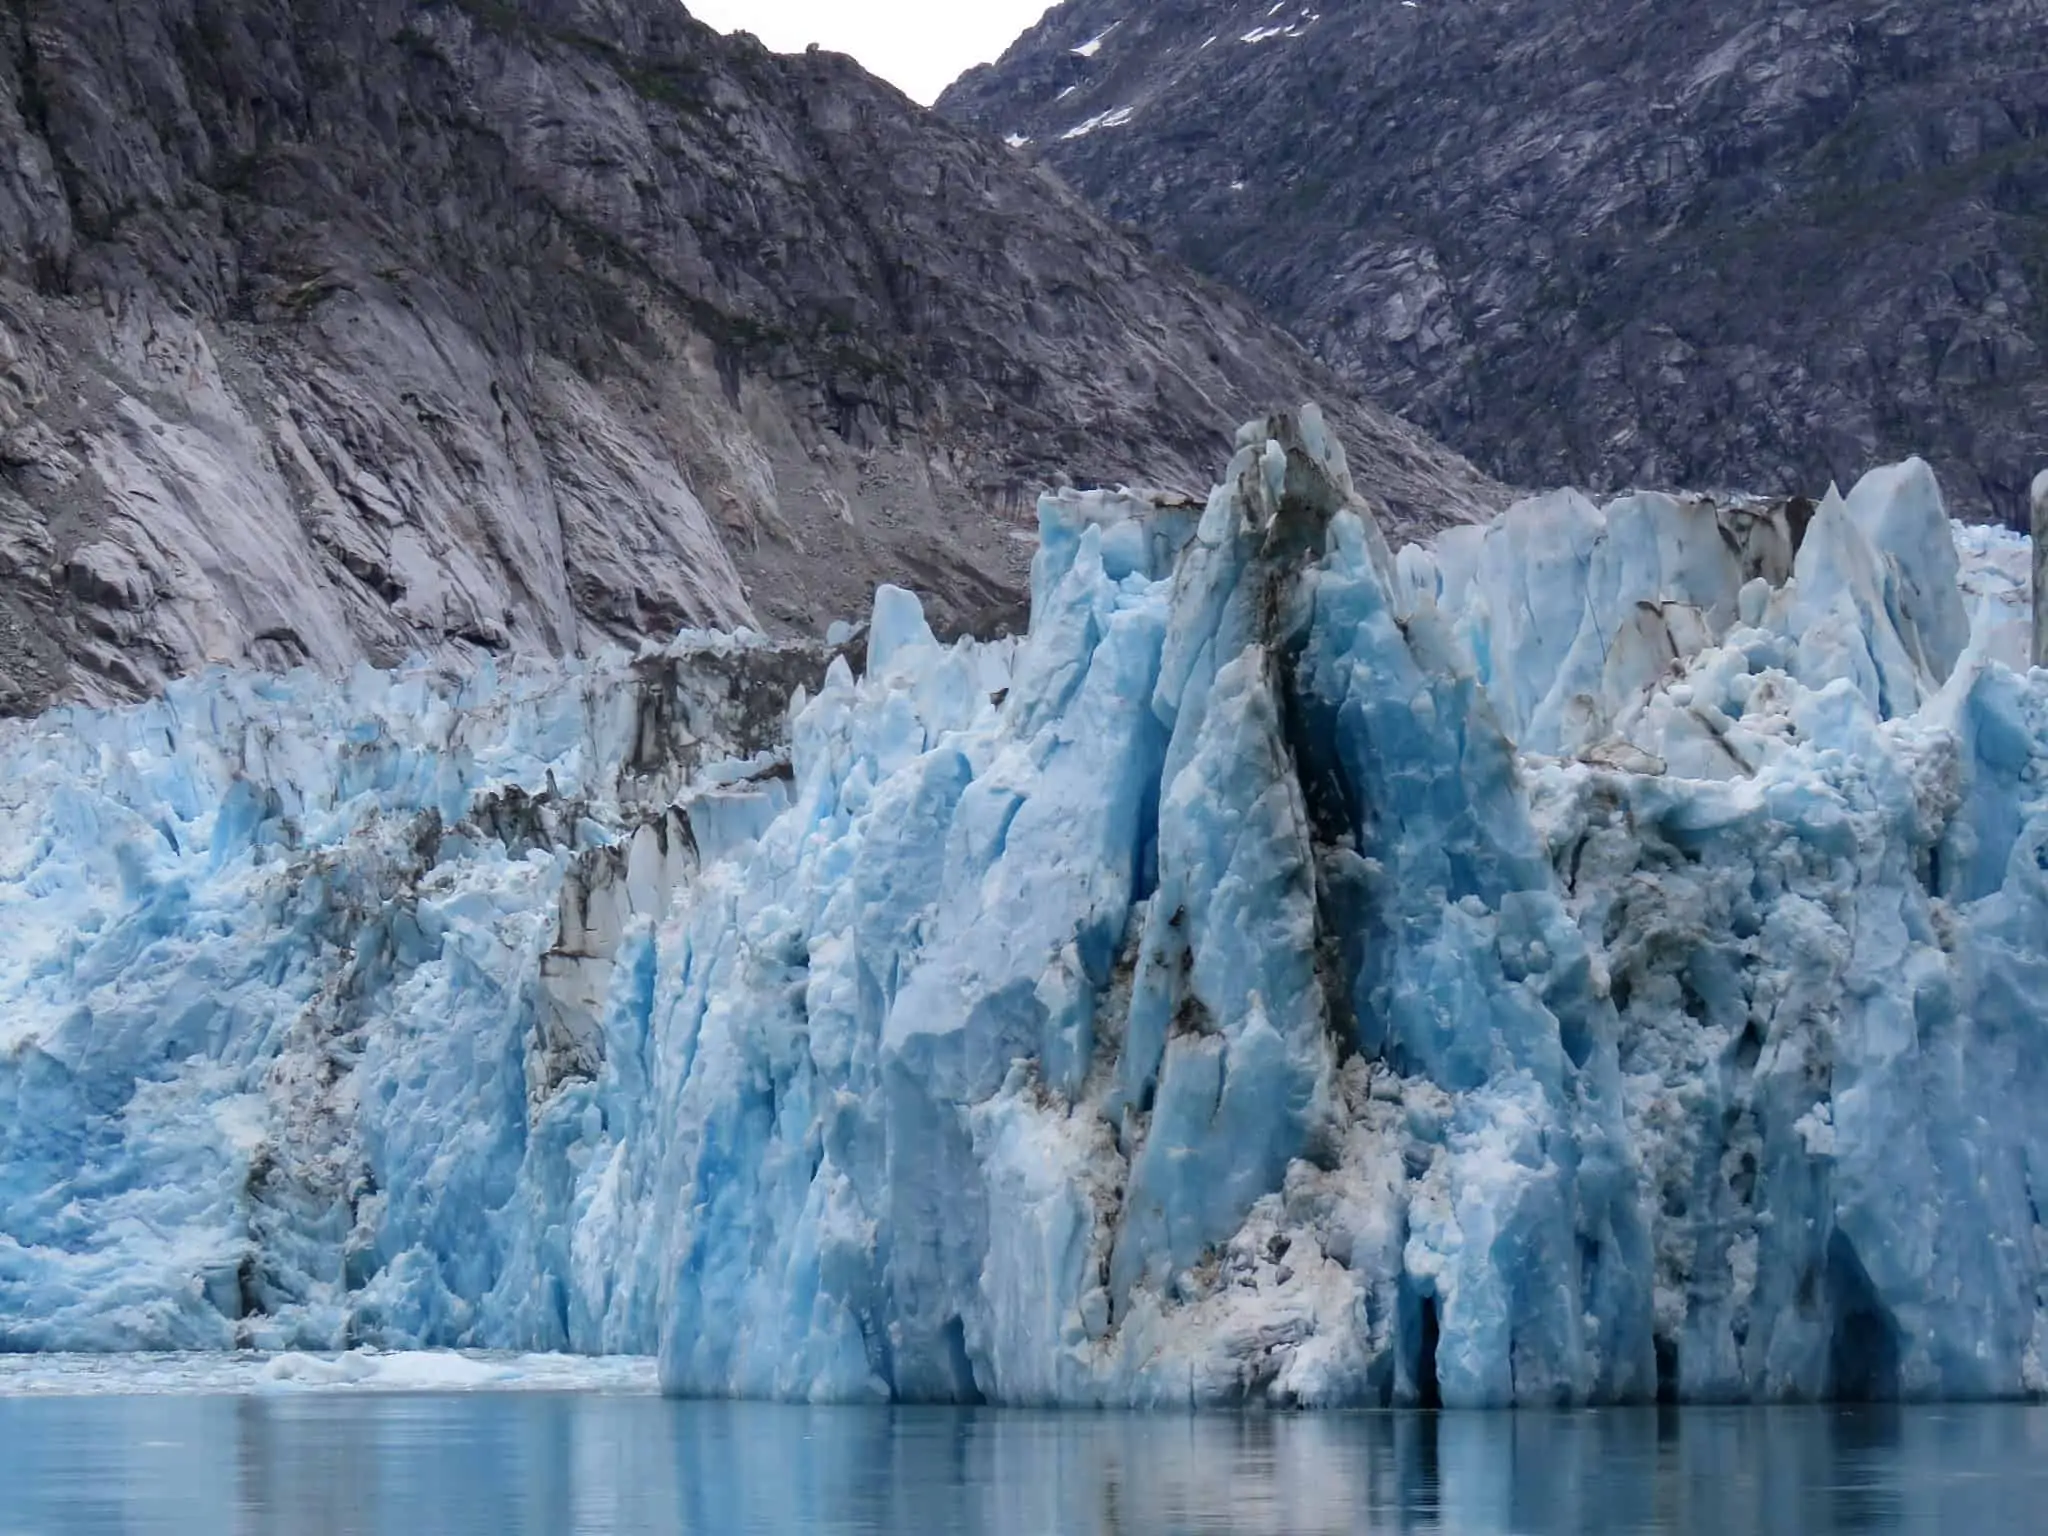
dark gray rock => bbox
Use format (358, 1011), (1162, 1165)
(2033, 468), (2048, 665)
(0, 0), (1502, 715)
(943, 0), (2048, 527)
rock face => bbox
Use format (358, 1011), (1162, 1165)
(942, 0), (2048, 526)
(0, 0), (1502, 716)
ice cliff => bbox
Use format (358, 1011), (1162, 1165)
(4, 411), (2047, 1407)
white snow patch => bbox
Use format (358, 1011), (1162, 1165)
(1071, 22), (1119, 59)
(1242, 13), (1320, 44)
(1061, 105), (1137, 140)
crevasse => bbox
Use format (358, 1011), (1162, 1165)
(3, 410), (2045, 1407)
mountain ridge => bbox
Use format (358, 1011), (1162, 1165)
(942, 0), (2048, 527)
(0, 0), (1502, 716)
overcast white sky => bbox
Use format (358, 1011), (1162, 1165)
(687, 1), (1057, 104)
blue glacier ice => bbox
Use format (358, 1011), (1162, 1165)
(4, 409), (2048, 1407)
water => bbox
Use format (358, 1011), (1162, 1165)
(2, 1375), (2046, 1534)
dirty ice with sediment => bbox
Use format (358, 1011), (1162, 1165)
(4, 408), (2046, 1409)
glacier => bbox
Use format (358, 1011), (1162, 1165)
(3, 408), (2047, 1408)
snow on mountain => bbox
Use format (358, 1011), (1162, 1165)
(941, 0), (2048, 530)
(4, 412), (2046, 1406)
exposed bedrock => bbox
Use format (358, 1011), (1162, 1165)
(944, 0), (2048, 529)
(0, 0), (1502, 720)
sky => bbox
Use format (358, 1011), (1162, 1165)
(686, 1), (1057, 105)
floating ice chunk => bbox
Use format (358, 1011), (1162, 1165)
(0, 1351), (657, 1396)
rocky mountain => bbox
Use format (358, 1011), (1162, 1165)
(0, 0), (1502, 717)
(943, 0), (2048, 527)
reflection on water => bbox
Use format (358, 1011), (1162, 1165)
(2, 1394), (2046, 1535)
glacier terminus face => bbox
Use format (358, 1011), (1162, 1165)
(3, 409), (2046, 1408)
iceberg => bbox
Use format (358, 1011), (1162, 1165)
(3, 409), (2047, 1407)
(0, 633), (843, 1353)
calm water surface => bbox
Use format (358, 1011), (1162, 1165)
(2, 1390), (2045, 1535)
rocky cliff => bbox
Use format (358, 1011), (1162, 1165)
(943, 0), (2048, 527)
(0, 0), (1501, 715)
